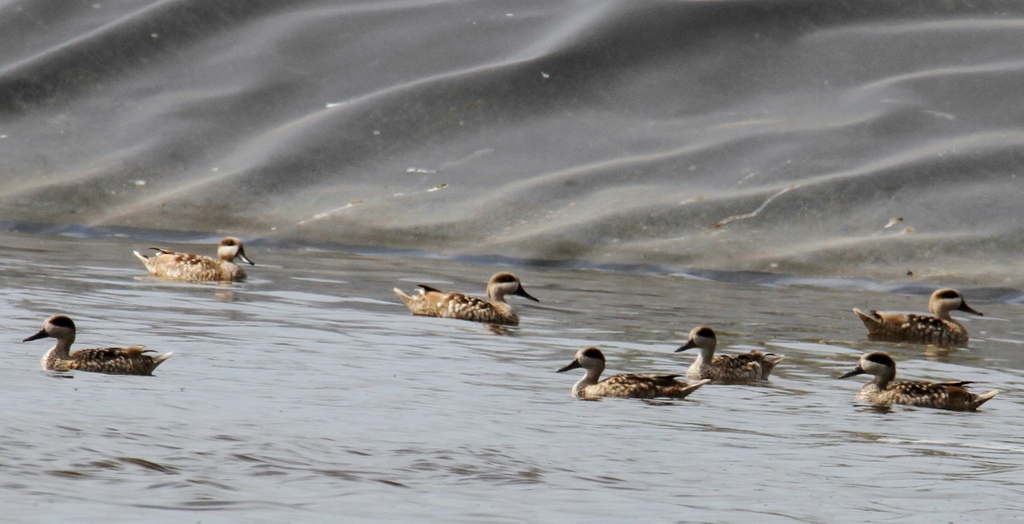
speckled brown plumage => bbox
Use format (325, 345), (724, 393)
(24, 315), (173, 376)
(393, 272), (538, 326)
(557, 347), (710, 400)
(853, 288), (981, 347)
(840, 352), (996, 411)
(676, 326), (783, 383)
(134, 237), (254, 282)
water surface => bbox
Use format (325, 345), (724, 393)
(3, 1), (1024, 519)
(2, 232), (1023, 522)
(3, 1), (1024, 283)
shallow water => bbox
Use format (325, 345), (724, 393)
(2, 232), (1023, 522)
(4, 1), (1024, 283)
(4, 1), (1024, 521)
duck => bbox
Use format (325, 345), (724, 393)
(393, 272), (538, 326)
(23, 315), (173, 375)
(839, 352), (996, 411)
(557, 347), (710, 400)
(675, 326), (783, 383)
(853, 288), (982, 346)
(134, 237), (254, 282)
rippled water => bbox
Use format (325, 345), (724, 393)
(2, 232), (1023, 522)
(4, 1), (1024, 283)
(4, 3), (1024, 517)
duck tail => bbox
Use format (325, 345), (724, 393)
(676, 378), (711, 399)
(852, 308), (880, 329)
(153, 352), (174, 368)
(973, 390), (998, 410)
(393, 288), (413, 306)
(761, 353), (784, 379)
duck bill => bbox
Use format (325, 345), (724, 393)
(515, 286), (539, 302)
(958, 301), (982, 316)
(839, 366), (866, 379)
(557, 360), (582, 373)
(675, 340), (698, 353)
(23, 329), (48, 342)
(236, 248), (256, 266)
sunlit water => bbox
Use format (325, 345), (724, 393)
(2, 232), (1023, 522)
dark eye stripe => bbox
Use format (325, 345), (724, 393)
(581, 348), (604, 360)
(695, 327), (716, 338)
(49, 316), (76, 329)
(936, 290), (960, 300)
(864, 352), (894, 367)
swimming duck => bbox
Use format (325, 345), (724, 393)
(134, 237), (254, 282)
(557, 347), (710, 400)
(393, 272), (538, 326)
(853, 288), (981, 346)
(23, 315), (173, 375)
(839, 352), (996, 411)
(675, 326), (783, 383)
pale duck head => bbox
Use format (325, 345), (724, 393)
(217, 237), (255, 265)
(23, 315), (77, 345)
(675, 326), (717, 360)
(840, 351), (898, 387)
(486, 272), (538, 303)
(557, 347), (606, 377)
(929, 288), (981, 318)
